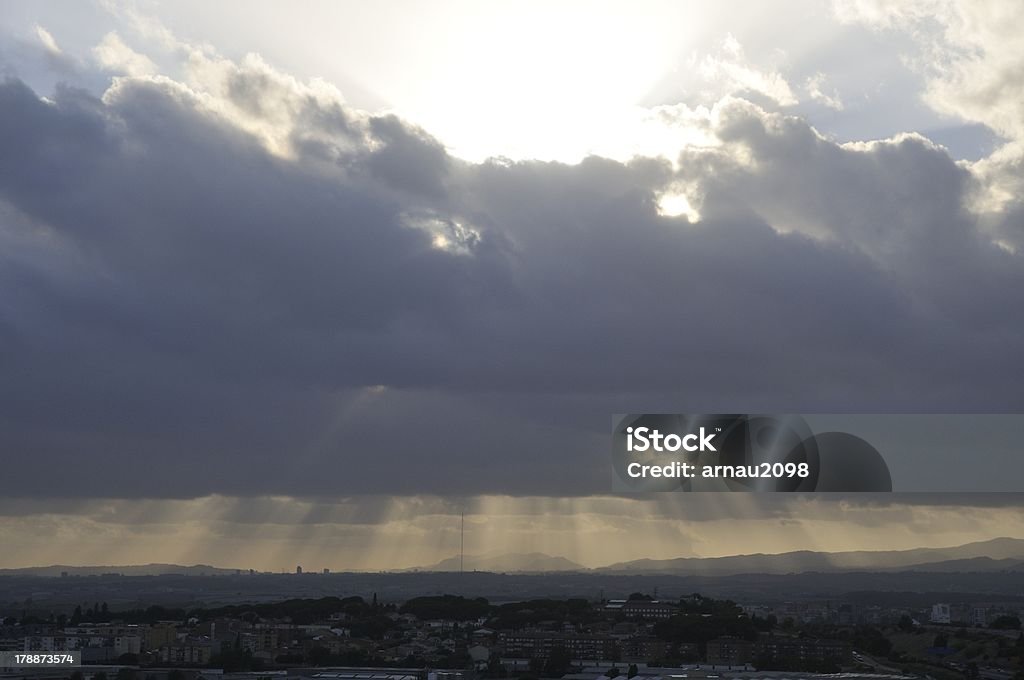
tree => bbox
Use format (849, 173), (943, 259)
(654, 598), (759, 645)
(628, 664), (639, 678)
(606, 668), (620, 678)
(898, 615), (915, 632)
(854, 627), (892, 657)
(991, 616), (1022, 631)
(400, 595), (490, 621)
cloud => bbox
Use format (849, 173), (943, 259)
(691, 34), (798, 107)
(833, 0), (1024, 142)
(0, 24), (81, 80)
(92, 31), (157, 76)
(0, 35), (1022, 501)
(804, 73), (844, 111)
(833, 0), (1024, 234)
(34, 25), (61, 56)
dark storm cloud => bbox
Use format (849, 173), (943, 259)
(0, 66), (1022, 499)
(1, 493), (1023, 528)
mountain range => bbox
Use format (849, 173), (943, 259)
(408, 552), (587, 573)
(4, 538), (1024, 577)
(406, 537), (1024, 575)
(595, 537), (1024, 575)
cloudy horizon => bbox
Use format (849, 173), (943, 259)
(5, 494), (1024, 573)
(2, 1), (1023, 571)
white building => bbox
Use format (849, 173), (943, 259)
(931, 603), (951, 624)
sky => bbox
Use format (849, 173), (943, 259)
(1, 0), (1023, 571)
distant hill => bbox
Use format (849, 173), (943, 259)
(5, 538), (1024, 578)
(597, 537), (1024, 575)
(0, 563), (242, 577)
(897, 556), (1024, 572)
(410, 552), (586, 573)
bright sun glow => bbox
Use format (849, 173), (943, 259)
(657, 192), (700, 221)
(378, 2), (702, 163)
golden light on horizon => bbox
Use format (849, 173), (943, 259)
(4, 494), (1024, 572)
